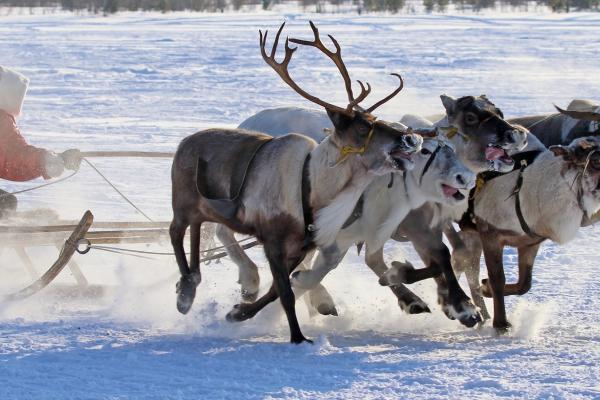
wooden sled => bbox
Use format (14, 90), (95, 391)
(1, 151), (259, 301)
(1, 210), (259, 301)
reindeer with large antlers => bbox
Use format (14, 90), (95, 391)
(170, 21), (423, 343)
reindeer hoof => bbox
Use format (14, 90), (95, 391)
(291, 335), (313, 344)
(398, 298), (431, 314)
(316, 303), (338, 316)
(480, 279), (491, 297)
(379, 261), (415, 286)
(494, 321), (512, 335)
(175, 273), (201, 315)
(226, 304), (253, 322)
(241, 289), (258, 303)
(479, 279), (493, 298)
(441, 298), (482, 328)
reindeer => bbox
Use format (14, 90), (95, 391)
(509, 99), (600, 147)
(455, 137), (600, 331)
(449, 100), (600, 321)
(170, 21), (423, 344)
(221, 94), (527, 327)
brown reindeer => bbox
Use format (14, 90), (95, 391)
(170, 22), (423, 344)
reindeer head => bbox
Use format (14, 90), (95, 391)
(441, 94), (528, 173)
(260, 22), (423, 175)
(409, 130), (476, 205)
(550, 136), (600, 217)
(555, 103), (600, 136)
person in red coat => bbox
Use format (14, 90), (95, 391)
(0, 66), (80, 217)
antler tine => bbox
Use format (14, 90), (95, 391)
(289, 21), (357, 108)
(366, 73), (405, 113)
(348, 80), (371, 110)
(270, 22), (285, 58)
(260, 22), (350, 115)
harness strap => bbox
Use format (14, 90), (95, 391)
(301, 153), (315, 248)
(418, 142), (443, 186)
(335, 122), (376, 165)
(444, 126), (469, 141)
(512, 161), (539, 238)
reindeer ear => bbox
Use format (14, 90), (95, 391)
(326, 109), (353, 132)
(549, 145), (572, 160)
(440, 94), (456, 114)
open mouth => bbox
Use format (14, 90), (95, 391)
(389, 147), (414, 170)
(442, 184), (466, 201)
(485, 145), (514, 165)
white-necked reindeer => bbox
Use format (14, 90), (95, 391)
(170, 22), (423, 344)
(225, 94), (527, 326)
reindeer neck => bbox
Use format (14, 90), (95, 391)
(308, 136), (375, 247)
(398, 169), (429, 209)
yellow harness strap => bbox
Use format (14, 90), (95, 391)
(444, 126), (469, 142)
(471, 174), (486, 199)
(336, 122), (376, 165)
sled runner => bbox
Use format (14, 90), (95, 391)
(1, 151), (259, 301)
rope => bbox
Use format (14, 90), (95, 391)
(76, 238), (261, 263)
(0, 170), (78, 198)
(82, 158), (154, 222)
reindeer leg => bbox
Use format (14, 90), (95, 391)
(171, 216), (201, 315)
(228, 238), (310, 344)
(294, 250), (339, 317)
(290, 244), (346, 296)
(480, 231), (510, 332)
(364, 247), (430, 314)
(216, 224), (260, 302)
(227, 284), (278, 322)
(483, 243), (540, 297)
(451, 230), (490, 321)
(389, 222), (480, 327)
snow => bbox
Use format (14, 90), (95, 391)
(1, 11), (600, 399)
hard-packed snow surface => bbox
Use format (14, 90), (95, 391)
(1, 12), (600, 399)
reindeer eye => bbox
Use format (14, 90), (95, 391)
(421, 148), (431, 155)
(465, 113), (479, 125)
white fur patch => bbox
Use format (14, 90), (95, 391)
(314, 184), (366, 247)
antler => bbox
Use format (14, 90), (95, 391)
(260, 22), (370, 116)
(289, 21), (371, 112)
(554, 105), (600, 122)
(366, 73), (404, 113)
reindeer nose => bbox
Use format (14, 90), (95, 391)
(456, 171), (476, 189)
(403, 134), (422, 150)
(504, 130), (516, 144)
(455, 173), (466, 187)
(505, 129), (528, 149)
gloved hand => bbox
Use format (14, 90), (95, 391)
(44, 152), (65, 178)
(60, 149), (82, 171)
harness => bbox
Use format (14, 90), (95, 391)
(418, 140), (446, 185)
(335, 122), (376, 165)
(444, 126), (469, 142)
(301, 154), (316, 248)
(510, 158), (543, 239)
(195, 137), (273, 220)
(460, 150), (544, 237)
